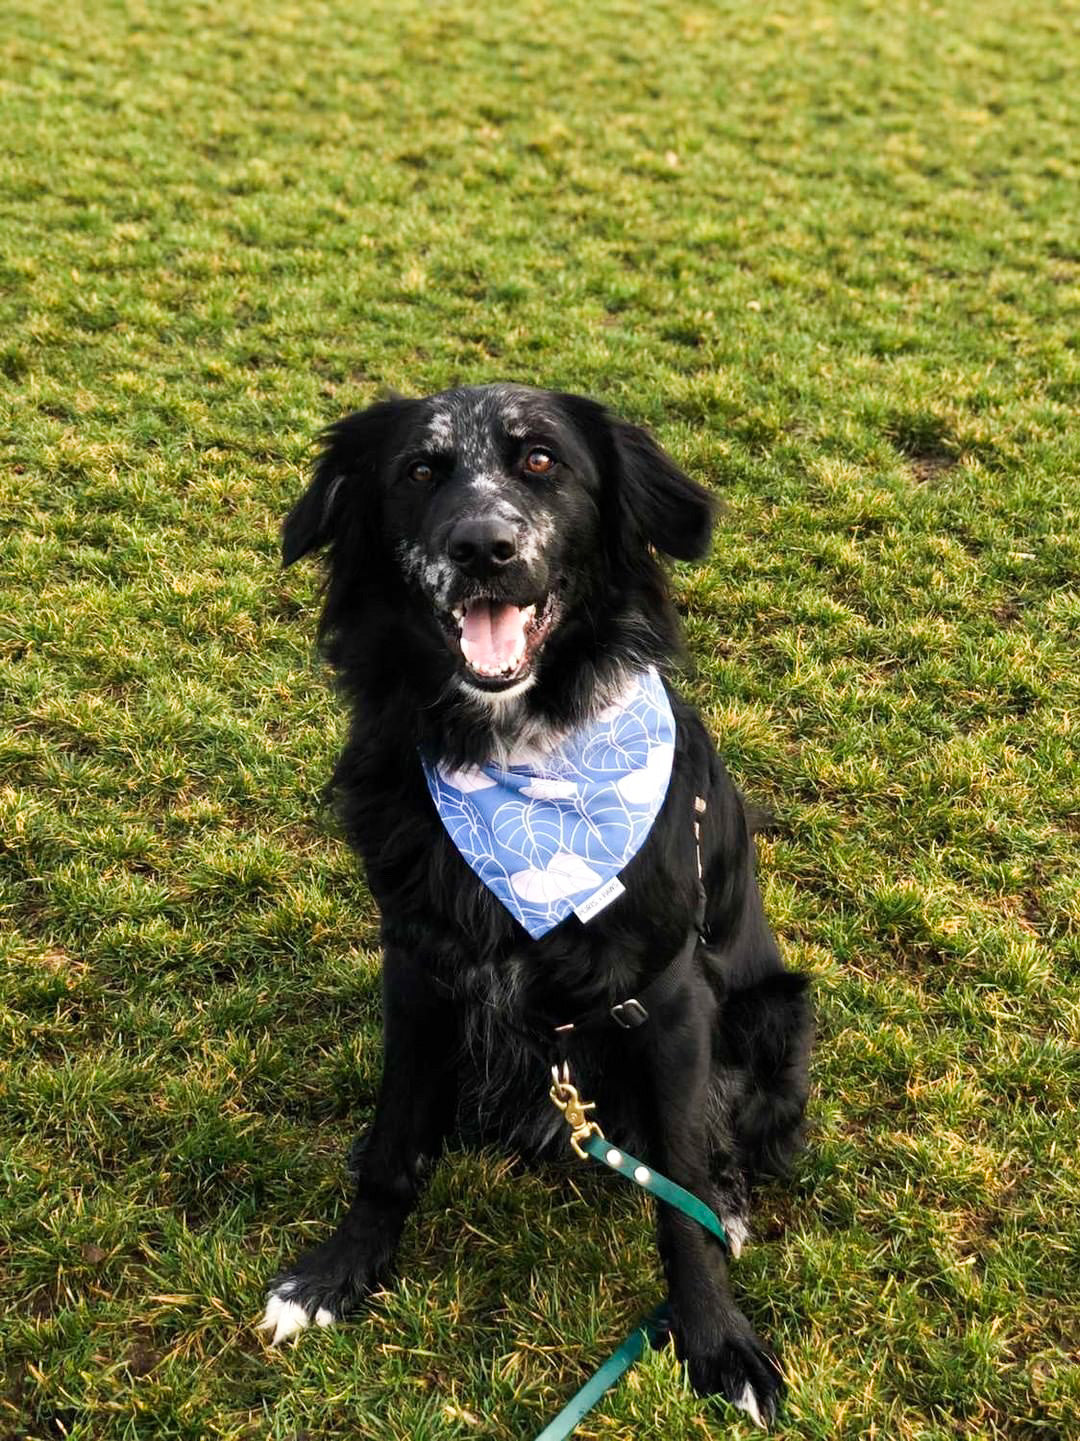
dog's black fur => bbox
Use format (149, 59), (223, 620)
(267, 384), (812, 1427)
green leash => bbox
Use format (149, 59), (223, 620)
(532, 1302), (671, 1441)
(579, 1132), (729, 1246)
(536, 1065), (729, 1439)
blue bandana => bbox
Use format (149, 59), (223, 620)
(421, 667), (676, 939)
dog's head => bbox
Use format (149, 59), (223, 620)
(283, 384), (714, 738)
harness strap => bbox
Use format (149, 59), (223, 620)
(523, 792), (710, 1042)
(427, 793), (710, 1051)
(429, 918), (704, 1068)
(552, 921), (702, 1038)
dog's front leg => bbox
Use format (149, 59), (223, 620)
(638, 980), (783, 1429)
(260, 946), (456, 1344)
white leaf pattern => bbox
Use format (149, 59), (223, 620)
(510, 853), (603, 902)
(615, 741), (675, 803)
(437, 763), (498, 792)
(420, 667), (676, 938)
(519, 777), (579, 800)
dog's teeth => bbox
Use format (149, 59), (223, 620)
(472, 655), (525, 678)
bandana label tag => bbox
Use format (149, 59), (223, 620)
(572, 876), (626, 924)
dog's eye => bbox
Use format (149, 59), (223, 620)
(408, 461), (434, 483)
(524, 448), (555, 475)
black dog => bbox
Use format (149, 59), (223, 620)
(262, 384), (811, 1429)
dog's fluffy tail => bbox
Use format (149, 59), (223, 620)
(717, 971), (813, 1178)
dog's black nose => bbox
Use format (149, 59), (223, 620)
(446, 516), (518, 575)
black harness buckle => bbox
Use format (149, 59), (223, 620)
(609, 998), (649, 1029)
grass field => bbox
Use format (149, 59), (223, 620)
(2, 0), (1079, 1436)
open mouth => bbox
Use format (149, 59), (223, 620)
(442, 593), (558, 690)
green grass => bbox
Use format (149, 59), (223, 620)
(2, 0), (1078, 1435)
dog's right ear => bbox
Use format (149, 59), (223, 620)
(282, 400), (410, 566)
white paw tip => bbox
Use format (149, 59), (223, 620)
(314, 1306), (335, 1327)
(734, 1381), (766, 1429)
(724, 1215), (750, 1259)
(259, 1293), (311, 1346)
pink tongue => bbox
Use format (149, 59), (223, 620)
(461, 599), (528, 672)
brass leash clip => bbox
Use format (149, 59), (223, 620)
(549, 1060), (605, 1159)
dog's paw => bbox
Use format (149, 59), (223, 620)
(259, 1226), (395, 1346)
(259, 1286), (337, 1345)
(722, 1213), (750, 1259)
(679, 1329), (784, 1429)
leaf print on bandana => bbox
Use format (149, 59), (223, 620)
(518, 777), (580, 801)
(420, 667), (676, 938)
(616, 741), (675, 804)
(510, 853), (603, 903)
(437, 763), (499, 793)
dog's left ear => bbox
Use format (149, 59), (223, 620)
(610, 418), (715, 561)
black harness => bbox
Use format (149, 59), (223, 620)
(433, 795), (710, 1066)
